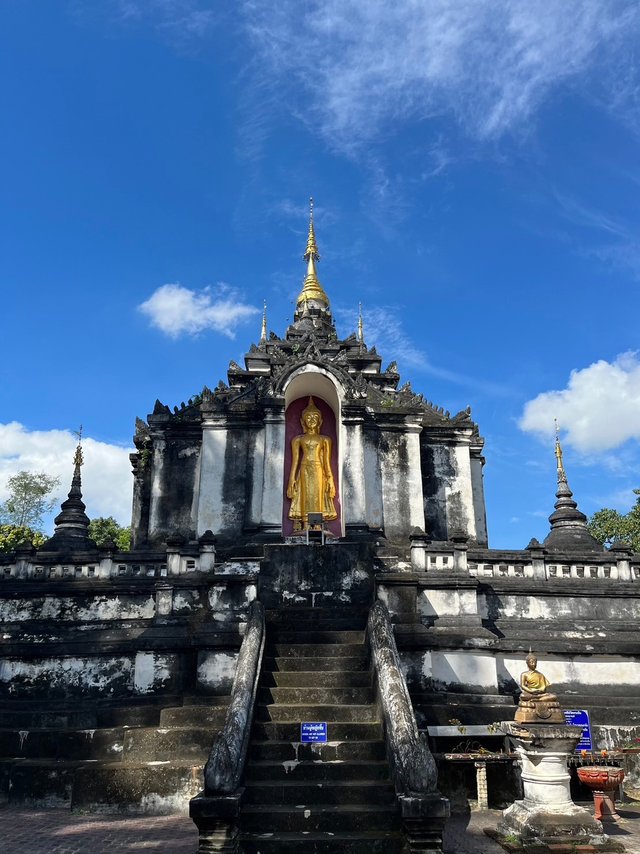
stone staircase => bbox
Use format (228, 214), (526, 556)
(0, 695), (228, 812)
(240, 606), (404, 853)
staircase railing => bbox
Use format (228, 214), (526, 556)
(367, 600), (437, 794)
(204, 599), (265, 795)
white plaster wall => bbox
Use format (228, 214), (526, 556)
(419, 650), (498, 692)
(342, 418), (366, 527)
(419, 588), (477, 617)
(248, 426), (266, 527)
(0, 595), (156, 623)
(483, 594), (640, 621)
(261, 413), (285, 529)
(500, 654), (640, 691)
(379, 425), (424, 539)
(197, 650), (239, 694)
(134, 652), (174, 694)
(0, 656), (135, 695)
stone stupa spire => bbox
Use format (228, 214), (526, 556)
(543, 421), (602, 552)
(260, 300), (267, 343)
(43, 427), (95, 552)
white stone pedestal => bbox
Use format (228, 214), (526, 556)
(498, 722), (604, 844)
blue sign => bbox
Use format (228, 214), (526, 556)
(301, 722), (328, 743)
(563, 709), (592, 751)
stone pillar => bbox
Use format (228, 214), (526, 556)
(342, 407), (368, 536)
(498, 722), (603, 844)
(475, 761), (488, 811)
(198, 530), (217, 573)
(155, 583), (173, 617)
(406, 420), (426, 532)
(190, 792), (241, 854)
(197, 413), (228, 536)
(364, 426), (384, 534)
(399, 793), (450, 853)
(610, 542), (633, 581)
(526, 540), (546, 581)
(410, 531), (429, 571)
(259, 401), (285, 537)
(148, 432), (167, 537)
(470, 445), (488, 547)
(166, 536), (184, 576)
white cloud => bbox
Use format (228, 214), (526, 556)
(519, 351), (640, 453)
(139, 283), (259, 339)
(0, 423), (133, 529)
(242, 0), (639, 149)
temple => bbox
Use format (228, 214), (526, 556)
(1, 203), (639, 850)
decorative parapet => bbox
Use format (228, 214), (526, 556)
(410, 542), (639, 584)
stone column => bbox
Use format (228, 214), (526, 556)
(197, 412), (228, 536)
(399, 793), (450, 853)
(259, 401), (285, 537)
(475, 761), (488, 811)
(190, 792), (241, 854)
(342, 407), (368, 536)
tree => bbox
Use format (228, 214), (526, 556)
(0, 471), (60, 530)
(88, 516), (131, 551)
(587, 489), (640, 552)
(0, 525), (48, 553)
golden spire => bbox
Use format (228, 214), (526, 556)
(296, 197), (330, 310)
(357, 302), (364, 343)
(554, 419), (567, 484)
(260, 300), (267, 342)
(73, 425), (84, 469)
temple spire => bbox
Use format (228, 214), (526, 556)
(295, 197), (330, 312)
(43, 427), (95, 552)
(357, 302), (364, 343)
(260, 300), (267, 342)
(543, 421), (602, 552)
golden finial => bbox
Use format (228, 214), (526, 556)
(296, 196), (330, 310)
(260, 300), (267, 342)
(357, 302), (364, 343)
(554, 419), (567, 484)
(73, 425), (84, 468)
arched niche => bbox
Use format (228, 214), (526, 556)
(282, 367), (344, 537)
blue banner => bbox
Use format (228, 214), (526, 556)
(301, 722), (328, 743)
(563, 709), (592, 751)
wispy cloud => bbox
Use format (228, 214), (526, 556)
(0, 423), (132, 528)
(242, 0), (640, 151)
(139, 282), (260, 339)
(520, 350), (640, 452)
(335, 304), (510, 396)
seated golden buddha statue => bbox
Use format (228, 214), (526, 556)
(515, 653), (564, 724)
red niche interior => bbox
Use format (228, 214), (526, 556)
(282, 395), (341, 537)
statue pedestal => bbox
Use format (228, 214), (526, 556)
(498, 722), (604, 844)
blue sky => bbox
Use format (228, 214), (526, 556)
(2, 0), (640, 548)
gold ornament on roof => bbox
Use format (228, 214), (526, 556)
(554, 419), (567, 484)
(296, 197), (330, 311)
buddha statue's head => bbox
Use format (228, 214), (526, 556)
(301, 397), (322, 433)
(526, 654), (537, 669)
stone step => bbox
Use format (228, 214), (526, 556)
(255, 704), (378, 723)
(258, 686), (374, 705)
(266, 630), (366, 644)
(180, 695), (230, 707)
(122, 726), (215, 761)
(263, 656), (367, 672)
(0, 727), (125, 761)
(243, 779), (396, 806)
(159, 706), (228, 727)
(240, 803), (400, 832)
(72, 760), (203, 813)
(1, 758), (203, 813)
(266, 643), (366, 658)
(261, 670), (372, 688)
(251, 721), (384, 742)
(248, 739), (386, 762)
(265, 607), (368, 630)
(245, 759), (391, 782)
(241, 830), (403, 853)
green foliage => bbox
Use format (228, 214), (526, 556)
(88, 516), (131, 551)
(0, 525), (48, 553)
(587, 489), (640, 552)
(0, 471), (60, 530)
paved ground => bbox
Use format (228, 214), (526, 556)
(0, 804), (639, 853)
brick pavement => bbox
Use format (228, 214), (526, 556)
(0, 804), (639, 853)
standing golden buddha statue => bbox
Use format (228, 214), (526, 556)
(286, 397), (337, 531)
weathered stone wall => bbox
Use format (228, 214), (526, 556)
(421, 441), (479, 543)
